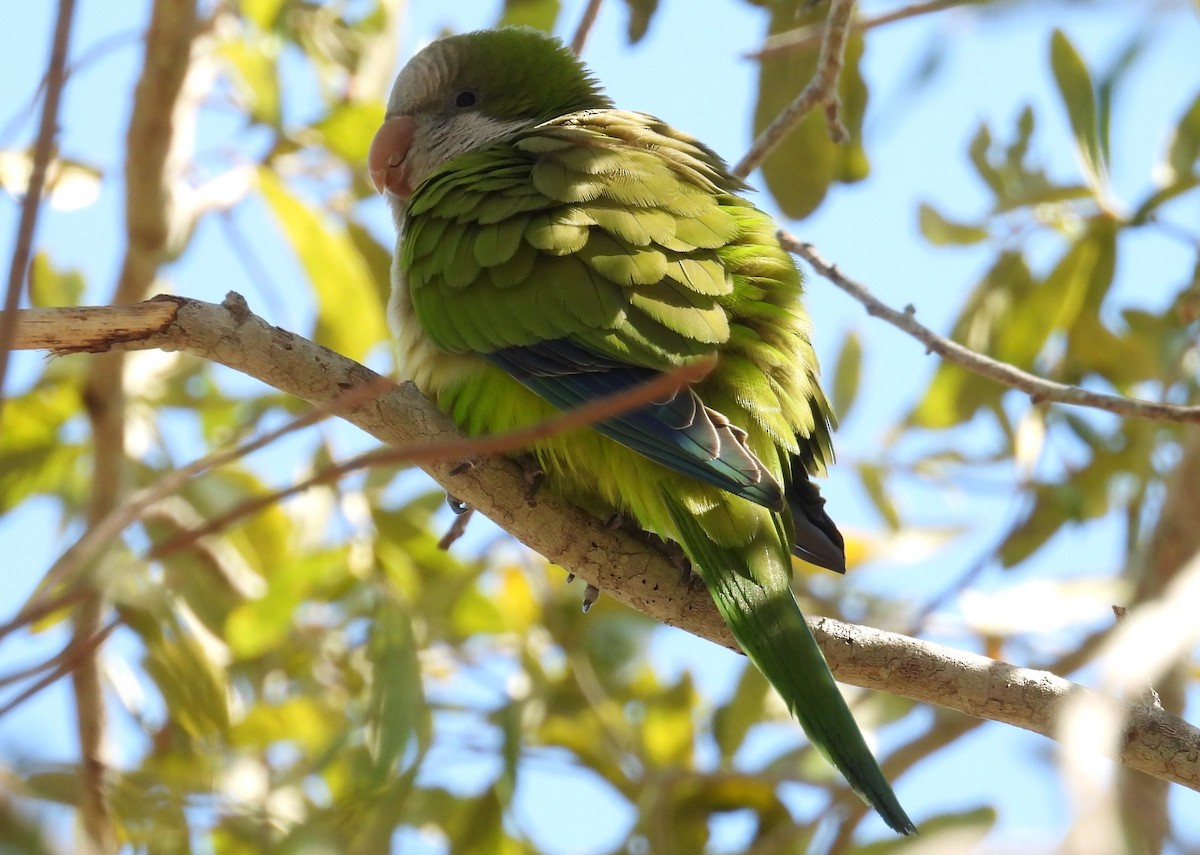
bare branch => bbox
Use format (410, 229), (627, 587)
(734, 0), (856, 178)
(783, 233), (1200, 424)
(747, 0), (974, 60)
(69, 2), (201, 850)
(4, 295), (1199, 793)
(0, 0), (78, 430)
(571, 0), (604, 55)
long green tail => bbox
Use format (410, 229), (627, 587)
(662, 492), (916, 835)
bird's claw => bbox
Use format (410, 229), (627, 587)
(514, 453), (545, 504)
(438, 493), (475, 550)
(581, 583), (600, 613)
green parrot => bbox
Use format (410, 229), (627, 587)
(368, 27), (914, 834)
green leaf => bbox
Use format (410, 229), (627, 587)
(241, 0), (288, 29)
(0, 367), (85, 512)
(858, 462), (900, 530)
(497, 0), (560, 31)
(830, 330), (862, 421)
(753, 2), (870, 218)
(366, 597), (429, 781)
(641, 674), (696, 766)
(1049, 29), (1106, 188)
(712, 663), (768, 758)
(219, 37), (282, 127)
(918, 203), (989, 246)
(1166, 90), (1200, 184)
(311, 101), (386, 166)
(258, 168), (388, 362)
(622, 0), (660, 44)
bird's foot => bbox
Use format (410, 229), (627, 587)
(438, 493), (475, 550)
(581, 582), (600, 613)
(514, 453), (545, 505)
(602, 514), (696, 587)
(656, 538), (698, 589)
(563, 573), (601, 613)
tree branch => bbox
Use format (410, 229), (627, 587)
(5, 295), (1199, 793)
(570, 0), (604, 55)
(783, 233), (1200, 423)
(746, 0), (974, 60)
(734, 0), (856, 178)
(72, 2), (200, 851)
(0, 0), (77, 430)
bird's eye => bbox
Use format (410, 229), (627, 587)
(454, 89), (478, 109)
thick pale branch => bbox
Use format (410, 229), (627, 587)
(785, 234), (1200, 424)
(5, 295), (1199, 792)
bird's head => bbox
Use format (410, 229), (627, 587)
(368, 27), (613, 203)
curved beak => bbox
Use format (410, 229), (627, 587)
(368, 115), (417, 199)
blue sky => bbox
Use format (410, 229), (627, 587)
(2, 0), (1199, 852)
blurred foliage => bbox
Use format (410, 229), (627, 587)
(1, 1), (1198, 854)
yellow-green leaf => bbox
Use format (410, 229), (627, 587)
(497, 0), (560, 31)
(830, 330), (862, 420)
(258, 168), (387, 361)
(1166, 90), (1200, 184)
(1049, 29), (1106, 188)
(312, 101), (386, 165)
(918, 203), (989, 246)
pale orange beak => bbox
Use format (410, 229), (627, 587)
(368, 115), (417, 199)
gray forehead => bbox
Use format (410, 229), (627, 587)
(387, 43), (453, 114)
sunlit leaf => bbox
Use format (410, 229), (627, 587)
(1050, 29), (1107, 188)
(258, 168), (388, 362)
(830, 330), (862, 421)
(1166, 90), (1200, 184)
(242, 0), (288, 29)
(219, 37), (282, 127)
(712, 662), (768, 758)
(311, 101), (386, 165)
(622, 0), (660, 44)
(641, 675), (696, 766)
(918, 203), (989, 246)
(858, 462), (901, 531)
(0, 367), (86, 512)
(497, 0), (560, 31)
(367, 596), (429, 779)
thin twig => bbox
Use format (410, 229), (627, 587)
(734, 0), (856, 178)
(21, 370), (394, 616)
(0, 0), (78, 432)
(782, 233), (1200, 423)
(570, 0), (604, 55)
(148, 358), (714, 559)
(0, 619), (119, 719)
(0, 28), (141, 147)
(747, 0), (973, 60)
(0, 587), (91, 644)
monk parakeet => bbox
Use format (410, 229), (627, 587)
(369, 27), (914, 834)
